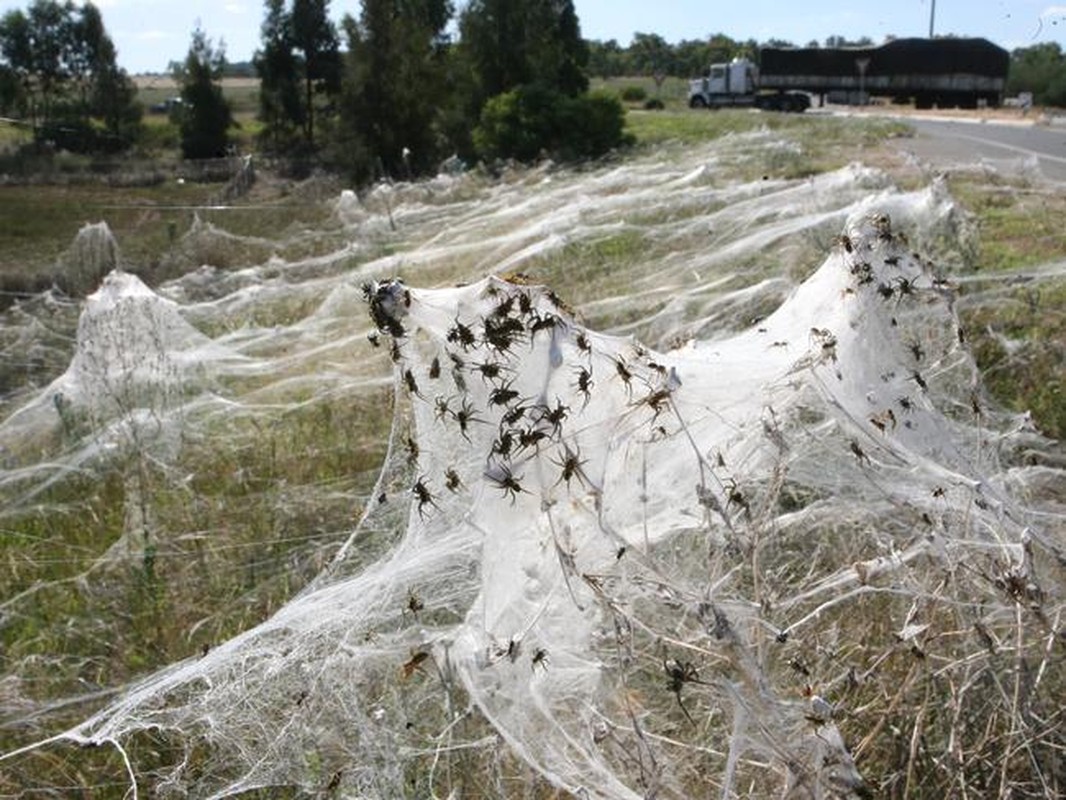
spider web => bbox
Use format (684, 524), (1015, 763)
(5, 211), (1060, 799)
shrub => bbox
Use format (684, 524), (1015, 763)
(473, 85), (632, 163)
(620, 85), (647, 103)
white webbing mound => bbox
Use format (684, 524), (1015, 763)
(32, 212), (1058, 799)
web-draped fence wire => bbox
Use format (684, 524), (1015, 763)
(1, 128), (1063, 798)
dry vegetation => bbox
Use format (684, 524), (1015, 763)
(1, 103), (1064, 798)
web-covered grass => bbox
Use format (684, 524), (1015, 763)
(1, 123), (1063, 798)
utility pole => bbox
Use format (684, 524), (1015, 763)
(929, 0), (936, 37)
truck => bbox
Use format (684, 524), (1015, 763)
(688, 58), (810, 112)
(690, 38), (1009, 112)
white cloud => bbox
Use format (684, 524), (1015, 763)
(224, 2), (248, 13)
(1041, 5), (1066, 19)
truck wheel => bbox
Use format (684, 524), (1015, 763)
(689, 96), (707, 109)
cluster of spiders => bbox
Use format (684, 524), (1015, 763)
(366, 279), (613, 515)
(364, 278), (694, 519)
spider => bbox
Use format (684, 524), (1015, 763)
(453, 398), (484, 440)
(517, 426), (548, 453)
(538, 398), (569, 436)
(531, 647), (549, 672)
(491, 430), (515, 458)
(502, 403), (529, 426)
(574, 366), (593, 408)
(487, 465), (526, 503)
(434, 395), (453, 422)
(411, 477), (438, 518)
(529, 312), (558, 338)
(447, 318), (476, 350)
(724, 478), (750, 516)
(473, 360), (505, 383)
(483, 315), (525, 354)
(488, 383), (520, 407)
(849, 440), (870, 465)
(663, 656), (701, 725)
(444, 467), (463, 492)
(832, 233), (853, 253)
(638, 387), (672, 422)
(551, 445), (589, 490)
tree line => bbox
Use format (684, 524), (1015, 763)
(4, 0), (1066, 180)
(246, 0), (626, 182)
(0, 0), (139, 152)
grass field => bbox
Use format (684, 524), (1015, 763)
(1, 93), (1064, 798)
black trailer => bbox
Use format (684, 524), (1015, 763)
(759, 38), (1010, 109)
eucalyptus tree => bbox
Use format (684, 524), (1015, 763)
(458, 0), (587, 104)
(333, 0), (454, 180)
(254, 0), (304, 153)
(290, 0), (340, 148)
(0, 0), (138, 149)
(175, 25), (234, 159)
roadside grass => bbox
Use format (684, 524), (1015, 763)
(626, 108), (911, 178)
(939, 174), (1066, 439)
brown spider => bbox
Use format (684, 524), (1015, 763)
(444, 467), (463, 492)
(531, 647), (549, 672)
(411, 477), (438, 518)
(487, 465), (526, 503)
(538, 398), (569, 436)
(447, 318), (476, 350)
(574, 366), (593, 408)
(453, 398), (484, 440)
(551, 445), (589, 490)
(488, 383), (520, 407)
(663, 656), (702, 725)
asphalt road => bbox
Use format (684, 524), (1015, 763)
(890, 116), (1066, 182)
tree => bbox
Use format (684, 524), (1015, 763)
(0, 1), (140, 150)
(175, 25), (234, 159)
(1007, 43), (1066, 106)
(629, 32), (673, 79)
(77, 3), (140, 148)
(459, 0), (587, 105)
(332, 0), (454, 181)
(254, 0), (304, 153)
(473, 84), (629, 162)
(587, 38), (624, 79)
(290, 0), (340, 148)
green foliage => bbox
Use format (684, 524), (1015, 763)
(1007, 42), (1066, 106)
(619, 84), (646, 102)
(290, 0), (341, 148)
(473, 84), (630, 163)
(175, 26), (235, 159)
(330, 0), (454, 182)
(0, 0), (141, 152)
(587, 31), (755, 79)
(459, 0), (588, 105)
(254, 0), (305, 154)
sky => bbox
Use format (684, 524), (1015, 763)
(0, 0), (1064, 74)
